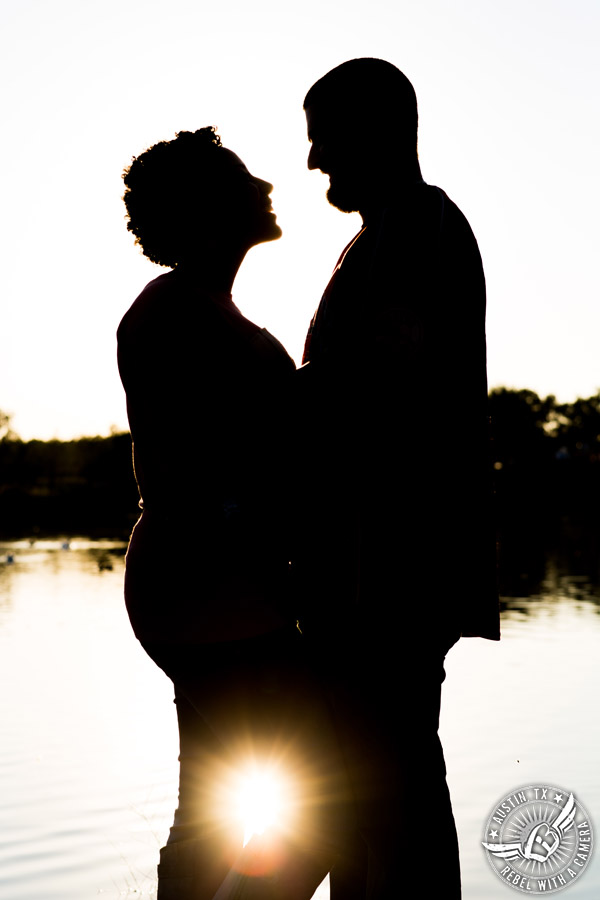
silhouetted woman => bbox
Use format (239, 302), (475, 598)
(118, 128), (341, 900)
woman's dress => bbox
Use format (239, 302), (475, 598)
(117, 267), (296, 647)
(117, 270), (343, 898)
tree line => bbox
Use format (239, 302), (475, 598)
(0, 430), (139, 539)
(1, 387), (599, 543)
(488, 388), (600, 526)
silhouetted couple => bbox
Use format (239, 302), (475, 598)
(118, 58), (499, 900)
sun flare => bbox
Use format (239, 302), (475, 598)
(232, 765), (290, 845)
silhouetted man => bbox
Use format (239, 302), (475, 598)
(296, 58), (499, 899)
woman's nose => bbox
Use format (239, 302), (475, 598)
(256, 177), (274, 195)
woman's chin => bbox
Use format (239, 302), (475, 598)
(256, 220), (283, 244)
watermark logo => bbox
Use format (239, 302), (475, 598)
(482, 785), (593, 893)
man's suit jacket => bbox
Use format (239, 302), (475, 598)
(297, 182), (500, 647)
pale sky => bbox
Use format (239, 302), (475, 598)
(2, 0), (599, 439)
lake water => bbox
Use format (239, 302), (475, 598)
(0, 539), (598, 899)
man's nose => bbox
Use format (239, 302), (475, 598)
(307, 143), (321, 171)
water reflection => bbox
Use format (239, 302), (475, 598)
(0, 540), (598, 900)
(0, 539), (177, 900)
(499, 522), (600, 603)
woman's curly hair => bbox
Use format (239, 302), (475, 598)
(123, 126), (224, 268)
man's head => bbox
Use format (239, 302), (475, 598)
(304, 58), (420, 215)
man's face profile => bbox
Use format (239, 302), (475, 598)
(305, 104), (366, 214)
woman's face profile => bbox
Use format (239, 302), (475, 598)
(218, 149), (282, 247)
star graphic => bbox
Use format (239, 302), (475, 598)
(554, 793), (564, 804)
(489, 830), (499, 839)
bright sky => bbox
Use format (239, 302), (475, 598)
(2, 0), (599, 439)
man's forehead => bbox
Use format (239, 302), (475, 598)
(305, 105), (322, 138)
(305, 103), (347, 139)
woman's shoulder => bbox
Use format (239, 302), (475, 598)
(117, 271), (179, 341)
(248, 328), (296, 372)
(117, 270), (222, 348)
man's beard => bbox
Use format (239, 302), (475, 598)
(325, 174), (361, 214)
